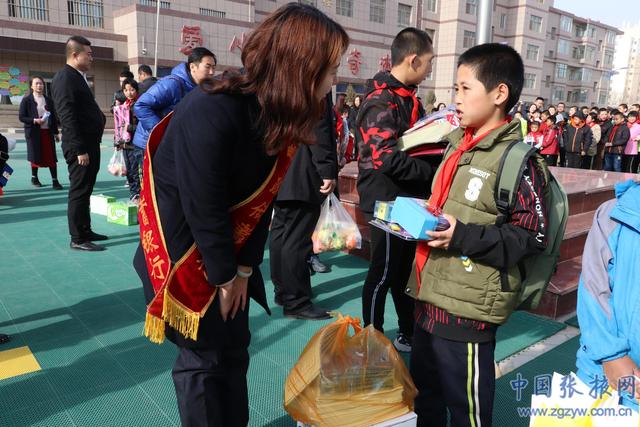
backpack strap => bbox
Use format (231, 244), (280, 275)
(494, 141), (537, 226)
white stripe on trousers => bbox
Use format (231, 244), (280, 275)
(473, 343), (481, 427)
(370, 232), (391, 326)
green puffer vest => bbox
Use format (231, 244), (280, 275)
(406, 120), (525, 325)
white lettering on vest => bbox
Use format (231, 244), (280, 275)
(465, 177), (484, 202)
(468, 167), (491, 180)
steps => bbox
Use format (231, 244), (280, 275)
(338, 164), (635, 320)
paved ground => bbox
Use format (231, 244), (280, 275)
(0, 140), (578, 426)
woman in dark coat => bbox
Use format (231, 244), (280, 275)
(132, 4), (349, 426)
(19, 76), (61, 189)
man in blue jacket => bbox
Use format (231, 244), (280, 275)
(577, 179), (640, 411)
(130, 47), (216, 200)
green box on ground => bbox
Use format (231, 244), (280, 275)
(90, 194), (116, 216)
(107, 202), (138, 226)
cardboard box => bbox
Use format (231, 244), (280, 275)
(297, 412), (417, 427)
(107, 202), (138, 226)
(389, 197), (438, 240)
(90, 194), (116, 216)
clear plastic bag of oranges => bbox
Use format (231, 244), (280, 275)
(312, 194), (362, 253)
(284, 314), (417, 427)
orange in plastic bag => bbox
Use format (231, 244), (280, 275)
(284, 313), (417, 427)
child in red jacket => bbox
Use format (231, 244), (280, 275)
(540, 115), (560, 166)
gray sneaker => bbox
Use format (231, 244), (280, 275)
(393, 333), (412, 353)
(309, 255), (331, 273)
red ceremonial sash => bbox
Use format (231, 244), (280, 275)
(139, 112), (296, 344)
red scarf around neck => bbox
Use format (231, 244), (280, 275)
(414, 120), (508, 289)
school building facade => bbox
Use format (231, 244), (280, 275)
(0, 0), (623, 110)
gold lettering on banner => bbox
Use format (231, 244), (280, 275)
(196, 258), (208, 281)
(234, 222), (252, 242)
(138, 198), (150, 226)
(142, 230), (159, 253)
(150, 255), (166, 280)
(249, 202), (268, 219)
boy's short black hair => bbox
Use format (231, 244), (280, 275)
(619, 103), (628, 110)
(598, 107), (609, 113)
(548, 104), (556, 110)
(541, 110), (550, 116)
(557, 102), (565, 107)
(138, 65), (153, 76)
(188, 47), (216, 66)
(612, 109), (624, 118)
(588, 112), (598, 121)
(391, 28), (433, 66)
(570, 105), (578, 110)
(628, 111), (638, 119)
(535, 96), (544, 102)
(121, 77), (139, 92)
(580, 105), (589, 111)
(457, 43), (524, 114)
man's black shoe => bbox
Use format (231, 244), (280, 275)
(70, 241), (106, 251)
(52, 180), (63, 190)
(85, 231), (109, 241)
(0, 333), (9, 344)
(308, 255), (331, 274)
(284, 305), (331, 320)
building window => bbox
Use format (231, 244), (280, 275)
(199, 7), (224, 17)
(572, 45), (585, 60)
(463, 30), (476, 48)
(426, 0), (436, 13)
(500, 13), (507, 29)
(552, 86), (565, 102)
(578, 89), (588, 103)
(336, 0), (352, 17)
(604, 51), (614, 66)
(529, 15), (542, 33)
(465, 0), (477, 16)
(67, 0), (103, 28)
(606, 31), (616, 44)
(138, 0), (170, 8)
(524, 73), (536, 89)
(588, 25), (597, 39)
(586, 46), (595, 61)
(526, 44), (539, 61)
(398, 3), (411, 27)
(560, 15), (572, 33)
(556, 63), (567, 79)
(298, 0), (317, 5)
(599, 90), (608, 105)
(369, 0), (385, 23)
(558, 39), (570, 55)
(575, 23), (586, 38)
(8, 0), (49, 21)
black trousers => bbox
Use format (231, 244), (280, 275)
(410, 326), (496, 427)
(362, 213), (415, 336)
(581, 155), (594, 170)
(172, 299), (251, 427)
(269, 200), (321, 312)
(565, 152), (582, 169)
(63, 144), (100, 243)
(622, 154), (639, 173)
(542, 154), (557, 167)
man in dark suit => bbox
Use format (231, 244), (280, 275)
(52, 36), (107, 251)
(269, 93), (337, 320)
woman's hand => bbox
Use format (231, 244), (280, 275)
(218, 275), (249, 322)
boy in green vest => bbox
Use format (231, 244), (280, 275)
(406, 43), (548, 426)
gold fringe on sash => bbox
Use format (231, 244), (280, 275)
(144, 311), (166, 344)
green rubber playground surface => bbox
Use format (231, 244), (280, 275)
(0, 140), (572, 426)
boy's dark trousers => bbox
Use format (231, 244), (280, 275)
(410, 325), (496, 427)
(125, 146), (144, 199)
(362, 213), (415, 337)
(565, 152), (582, 168)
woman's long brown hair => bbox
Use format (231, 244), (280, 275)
(203, 3), (349, 155)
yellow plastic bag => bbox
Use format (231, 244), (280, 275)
(284, 313), (417, 427)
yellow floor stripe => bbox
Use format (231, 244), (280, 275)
(0, 346), (41, 380)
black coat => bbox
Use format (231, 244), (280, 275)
(19, 93), (59, 164)
(133, 87), (279, 349)
(276, 93), (337, 204)
(51, 64), (106, 159)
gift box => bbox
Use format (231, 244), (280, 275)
(389, 197), (441, 240)
(0, 164), (13, 187)
(90, 194), (116, 216)
(374, 201), (394, 222)
(107, 202), (138, 226)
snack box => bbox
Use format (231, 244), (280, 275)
(107, 201), (138, 226)
(389, 197), (449, 240)
(373, 201), (394, 222)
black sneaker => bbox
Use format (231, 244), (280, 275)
(284, 305), (331, 320)
(0, 333), (9, 344)
(393, 333), (412, 353)
(308, 255), (331, 274)
(31, 177), (43, 187)
(52, 180), (63, 190)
